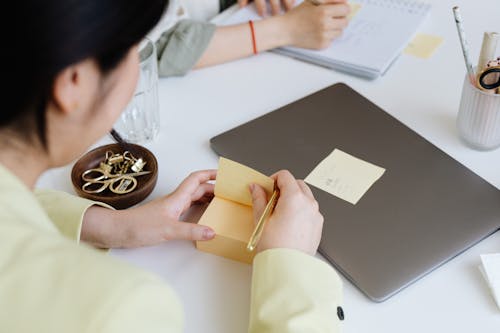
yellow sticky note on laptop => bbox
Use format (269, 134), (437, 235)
(305, 149), (385, 205)
(404, 33), (443, 59)
(196, 158), (274, 264)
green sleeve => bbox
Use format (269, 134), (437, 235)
(249, 248), (344, 333)
(34, 189), (113, 243)
(156, 19), (216, 77)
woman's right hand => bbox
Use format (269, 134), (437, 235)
(281, 0), (350, 49)
(239, 0), (295, 17)
(250, 170), (324, 256)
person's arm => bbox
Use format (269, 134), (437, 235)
(155, 1), (349, 76)
(250, 249), (343, 332)
(195, 0), (350, 69)
(94, 273), (184, 333)
(35, 189), (113, 243)
(156, 20), (216, 77)
(36, 170), (218, 248)
(247, 170), (344, 332)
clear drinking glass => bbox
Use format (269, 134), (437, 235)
(456, 73), (500, 150)
(114, 38), (159, 143)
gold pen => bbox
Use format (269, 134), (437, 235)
(247, 188), (280, 251)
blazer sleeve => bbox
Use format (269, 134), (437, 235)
(94, 275), (184, 333)
(34, 189), (113, 243)
(156, 19), (216, 77)
(249, 248), (344, 333)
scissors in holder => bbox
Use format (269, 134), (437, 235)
(81, 167), (152, 195)
(477, 65), (500, 91)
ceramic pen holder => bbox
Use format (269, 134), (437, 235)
(457, 73), (500, 151)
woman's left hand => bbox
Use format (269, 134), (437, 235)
(81, 170), (217, 248)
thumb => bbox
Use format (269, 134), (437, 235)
(167, 221), (215, 241)
(250, 184), (268, 226)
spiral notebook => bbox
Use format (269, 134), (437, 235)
(221, 0), (431, 79)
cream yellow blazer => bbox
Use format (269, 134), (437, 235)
(0, 164), (343, 332)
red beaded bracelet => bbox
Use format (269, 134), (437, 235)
(248, 20), (257, 55)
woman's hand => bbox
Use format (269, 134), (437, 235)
(81, 170), (217, 248)
(281, 0), (350, 49)
(249, 170), (323, 255)
(196, 0), (350, 68)
(239, 0), (295, 17)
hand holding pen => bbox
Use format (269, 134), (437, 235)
(248, 170), (323, 255)
(283, 0), (351, 49)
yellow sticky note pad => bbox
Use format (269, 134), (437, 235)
(404, 33), (443, 59)
(348, 2), (362, 20)
(215, 157), (274, 206)
(196, 197), (255, 263)
(197, 157), (273, 264)
(305, 149), (385, 205)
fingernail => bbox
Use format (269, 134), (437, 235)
(249, 184), (255, 193)
(203, 228), (215, 240)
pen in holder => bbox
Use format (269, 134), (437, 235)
(456, 71), (500, 151)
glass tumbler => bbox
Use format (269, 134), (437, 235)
(456, 74), (500, 150)
(114, 38), (160, 143)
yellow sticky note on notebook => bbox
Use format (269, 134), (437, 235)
(404, 33), (443, 59)
(196, 157), (274, 264)
(305, 149), (385, 205)
(348, 2), (362, 20)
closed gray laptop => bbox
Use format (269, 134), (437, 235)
(210, 83), (500, 302)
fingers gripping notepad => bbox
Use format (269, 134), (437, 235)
(196, 158), (274, 263)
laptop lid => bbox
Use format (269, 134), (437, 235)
(209, 83), (500, 302)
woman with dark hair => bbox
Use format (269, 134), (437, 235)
(1, 1), (343, 332)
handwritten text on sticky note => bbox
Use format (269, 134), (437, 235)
(305, 149), (385, 205)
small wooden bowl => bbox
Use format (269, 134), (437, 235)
(71, 143), (158, 209)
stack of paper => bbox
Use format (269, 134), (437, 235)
(479, 253), (500, 310)
(196, 158), (274, 264)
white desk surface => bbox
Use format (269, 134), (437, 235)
(37, 0), (500, 332)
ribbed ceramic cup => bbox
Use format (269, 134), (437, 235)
(457, 74), (500, 150)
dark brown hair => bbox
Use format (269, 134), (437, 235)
(5, 0), (168, 146)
